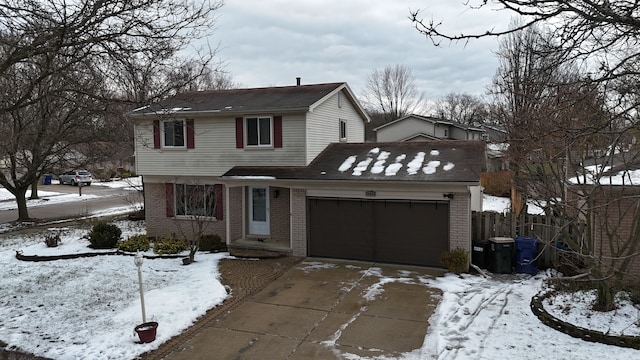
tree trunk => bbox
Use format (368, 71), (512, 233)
(30, 180), (39, 199)
(594, 281), (616, 312)
(15, 188), (31, 221)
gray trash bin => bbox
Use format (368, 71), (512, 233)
(489, 237), (514, 274)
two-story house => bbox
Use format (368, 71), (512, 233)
(131, 82), (485, 268)
(374, 114), (485, 142)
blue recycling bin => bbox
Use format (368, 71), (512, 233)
(515, 237), (540, 275)
(43, 174), (52, 185)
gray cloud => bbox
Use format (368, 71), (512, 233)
(210, 0), (511, 102)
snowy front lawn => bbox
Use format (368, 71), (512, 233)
(0, 220), (639, 360)
(0, 221), (229, 360)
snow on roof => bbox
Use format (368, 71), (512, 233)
(569, 165), (640, 186)
(338, 146), (451, 178)
(222, 141), (485, 183)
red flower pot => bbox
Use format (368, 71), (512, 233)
(134, 321), (158, 343)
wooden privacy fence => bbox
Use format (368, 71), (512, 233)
(471, 211), (581, 268)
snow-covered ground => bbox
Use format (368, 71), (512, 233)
(1, 224), (639, 359)
(0, 221), (228, 360)
(482, 194), (545, 215)
(0, 183), (638, 359)
(0, 177), (142, 211)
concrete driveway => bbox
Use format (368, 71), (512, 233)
(164, 259), (445, 360)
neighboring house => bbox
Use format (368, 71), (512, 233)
(374, 114), (485, 142)
(86, 142), (136, 180)
(568, 160), (640, 285)
(130, 82), (485, 268)
(372, 113), (486, 212)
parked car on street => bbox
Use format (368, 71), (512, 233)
(58, 170), (93, 186)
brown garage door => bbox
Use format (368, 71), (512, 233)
(307, 197), (449, 267)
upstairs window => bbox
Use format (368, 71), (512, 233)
(339, 119), (347, 142)
(153, 119), (194, 149)
(163, 120), (185, 147)
(246, 116), (272, 147)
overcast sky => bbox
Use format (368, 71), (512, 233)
(209, 0), (512, 103)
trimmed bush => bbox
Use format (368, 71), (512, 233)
(87, 222), (122, 249)
(199, 234), (225, 252)
(118, 234), (150, 252)
(441, 248), (469, 274)
(153, 238), (188, 255)
(44, 234), (61, 248)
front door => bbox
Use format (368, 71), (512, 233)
(249, 186), (270, 235)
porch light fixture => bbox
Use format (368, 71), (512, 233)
(443, 193), (454, 199)
(274, 189), (280, 198)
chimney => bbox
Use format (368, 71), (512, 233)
(296, 77), (301, 86)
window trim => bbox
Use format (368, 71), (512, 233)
(161, 119), (187, 148)
(174, 183), (219, 219)
(245, 115), (273, 148)
(339, 119), (347, 142)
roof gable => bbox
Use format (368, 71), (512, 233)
(374, 114), (483, 132)
(130, 82), (369, 121)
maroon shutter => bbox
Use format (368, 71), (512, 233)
(273, 115), (282, 148)
(153, 120), (161, 149)
(186, 119), (195, 149)
(165, 183), (174, 217)
(214, 184), (223, 220)
(235, 117), (244, 148)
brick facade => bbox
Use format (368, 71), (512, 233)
(449, 192), (472, 266)
(290, 189), (307, 257)
(591, 189), (640, 286)
(269, 186), (291, 245)
(144, 182), (226, 240)
(228, 186), (243, 242)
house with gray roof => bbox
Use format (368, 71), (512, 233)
(374, 114), (485, 142)
(130, 81), (485, 268)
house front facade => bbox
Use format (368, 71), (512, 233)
(132, 82), (484, 268)
(374, 114), (485, 143)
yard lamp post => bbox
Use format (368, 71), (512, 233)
(134, 252), (147, 323)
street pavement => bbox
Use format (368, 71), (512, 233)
(0, 183), (139, 225)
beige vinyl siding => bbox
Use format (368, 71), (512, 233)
(134, 114), (306, 176)
(450, 127), (469, 140)
(306, 90), (365, 164)
(376, 117), (436, 142)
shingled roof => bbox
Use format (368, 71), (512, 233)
(223, 140), (485, 183)
(130, 82), (358, 116)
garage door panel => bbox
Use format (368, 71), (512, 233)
(373, 201), (448, 266)
(308, 198), (449, 267)
(308, 198), (374, 260)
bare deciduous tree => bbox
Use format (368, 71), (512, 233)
(432, 92), (488, 126)
(0, 0), (223, 221)
(171, 183), (222, 263)
(361, 64), (427, 122)
(486, 19), (637, 309)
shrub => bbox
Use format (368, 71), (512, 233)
(44, 234), (61, 248)
(199, 234), (226, 252)
(153, 238), (188, 255)
(118, 234), (150, 252)
(87, 221), (122, 249)
(441, 248), (469, 274)
(628, 288), (640, 306)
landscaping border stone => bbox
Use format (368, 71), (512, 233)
(530, 291), (640, 350)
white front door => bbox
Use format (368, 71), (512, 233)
(249, 186), (270, 235)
